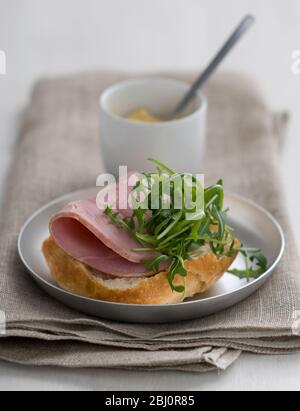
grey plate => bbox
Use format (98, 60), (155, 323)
(18, 188), (285, 324)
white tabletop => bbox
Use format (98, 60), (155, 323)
(1, 0), (300, 391)
(0, 354), (299, 391)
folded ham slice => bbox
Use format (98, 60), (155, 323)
(49, 198), (156, 277)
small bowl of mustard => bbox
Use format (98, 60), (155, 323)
(99, 77), (207, 176)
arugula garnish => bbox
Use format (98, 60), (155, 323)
(228, 247), (268, 280)
(104, 159), (268, 293)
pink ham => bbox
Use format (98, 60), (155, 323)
(49, 198), (156, 277)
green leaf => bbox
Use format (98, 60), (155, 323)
(157, 211), (182, 240)
(211, 205), (225, 239)
(228, 249), (268, 280)
(173, 285), (185, 294)
(250, 253), (268, 271)
(148, 158), (175, 175)
(143, 254), (169, 273)
(228, 267), (264, 280)
(103, 159), (268, 294)
(134, 232), (158, 246)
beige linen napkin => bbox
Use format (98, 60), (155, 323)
(0, 71), (299, 373)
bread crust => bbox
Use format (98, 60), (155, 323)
(42, 237), (239, 305)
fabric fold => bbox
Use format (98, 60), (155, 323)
(0, 71), (299, 373)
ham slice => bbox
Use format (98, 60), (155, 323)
(49, 198), (156, 277)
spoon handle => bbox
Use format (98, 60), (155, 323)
(171, 14), (255, 118)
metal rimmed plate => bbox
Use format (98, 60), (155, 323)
(18, 188), (285, 323)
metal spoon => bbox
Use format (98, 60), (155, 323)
(168, 14), (255, 120)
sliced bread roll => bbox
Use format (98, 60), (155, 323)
(42, 237), (239, 305)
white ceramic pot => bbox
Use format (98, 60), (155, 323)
(99, 77), (207, 176)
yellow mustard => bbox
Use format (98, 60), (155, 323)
(127, 108), (161, 123)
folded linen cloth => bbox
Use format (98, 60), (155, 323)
(0, 71), (299, 373)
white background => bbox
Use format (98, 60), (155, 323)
(0, 0), (300, 391)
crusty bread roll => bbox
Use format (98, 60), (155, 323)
(42, 236), (240, 305)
